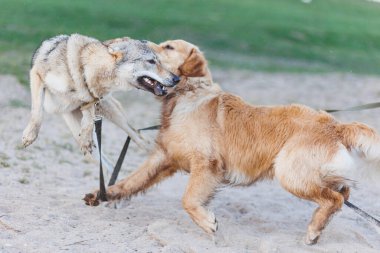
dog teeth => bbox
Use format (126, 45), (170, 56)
(143, 77), (155, 86)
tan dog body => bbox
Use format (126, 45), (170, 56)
(85, 40), (380, 245)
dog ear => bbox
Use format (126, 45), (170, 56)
(107, 47), (123, 61)
(103, 37), (130, 46)
(179, 48), (207, 77)
(104, 37), (130, 61)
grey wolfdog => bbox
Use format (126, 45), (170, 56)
(22, 34), (180, 170)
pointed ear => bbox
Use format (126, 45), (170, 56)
(103, 37), (130, 62)
(107, 46), (124, 62)
(103, 37), (130, 46)
(179, 48), (207, 77)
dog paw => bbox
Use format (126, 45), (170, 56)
(83, 186), (125, 207)
(22, 125), (39, 147)
(80, 139), (95, 155)
(304, 231), (320, 245)
(83, 192), (100, 206)
(199, 210), (218, 234)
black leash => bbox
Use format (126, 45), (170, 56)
(107, 124), (161, 187)
(325, 102), (380, 113)
(138, 125), (161, 132)
(344, 200), (380, 227)
(108, 136), (131, 186)
(94, 117), (108, 202)
(94, 115), (160, 201)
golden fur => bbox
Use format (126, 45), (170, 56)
(84, 40), (380, 245)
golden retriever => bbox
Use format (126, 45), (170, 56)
(84, 40), (380, 245)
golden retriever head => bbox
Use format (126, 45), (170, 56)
(149, 40), (210, 79)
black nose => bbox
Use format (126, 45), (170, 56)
(172, 75), (180, 84)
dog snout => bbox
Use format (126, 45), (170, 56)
(172, 75), (180, 85)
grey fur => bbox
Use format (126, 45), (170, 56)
(22, 34), (178, 169)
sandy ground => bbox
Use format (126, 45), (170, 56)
(0, 71), (379, 253)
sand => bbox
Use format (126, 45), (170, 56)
(0, 71), (379, 253)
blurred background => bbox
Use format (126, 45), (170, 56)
(1, 0), (380, 85)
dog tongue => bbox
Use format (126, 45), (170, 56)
(153, 84), (167, 96)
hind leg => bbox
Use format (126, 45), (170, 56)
(22, 68), (45, 147)
(304, 188), (344, 245)
(275, 138), (348, 244)
(278, 173), (344, 245)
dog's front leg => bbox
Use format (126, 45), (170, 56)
(79, 107), (95, 155)
(62, 109), (114, 174)
(182, 159), (223, 234)
(84, 147), (175, 206)
(98, 97), (151, 152)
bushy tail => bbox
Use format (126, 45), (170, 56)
(338, 122), (380, 182)
(340, 122), (380, 162)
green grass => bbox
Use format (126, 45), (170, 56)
(1, 0), (380, 84)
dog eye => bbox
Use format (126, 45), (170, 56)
(147, 59), (156, 64)
(164, 45), (174, 50)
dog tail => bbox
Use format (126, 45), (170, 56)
(337, 122), (380, 183)
(340, 122), (380, 162)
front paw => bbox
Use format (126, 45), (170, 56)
(83, 192), (100, 206)
(200, 210), (218, 234)
(83, 185), (126, 206)
(80, 139), (95, 155)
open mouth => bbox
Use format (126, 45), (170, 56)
(137, 76), (167, 96)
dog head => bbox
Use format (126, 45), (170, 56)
(150, 40), (210, 79)
(105, 37), (180, 96)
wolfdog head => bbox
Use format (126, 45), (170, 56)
(104, 37), (180, 96)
